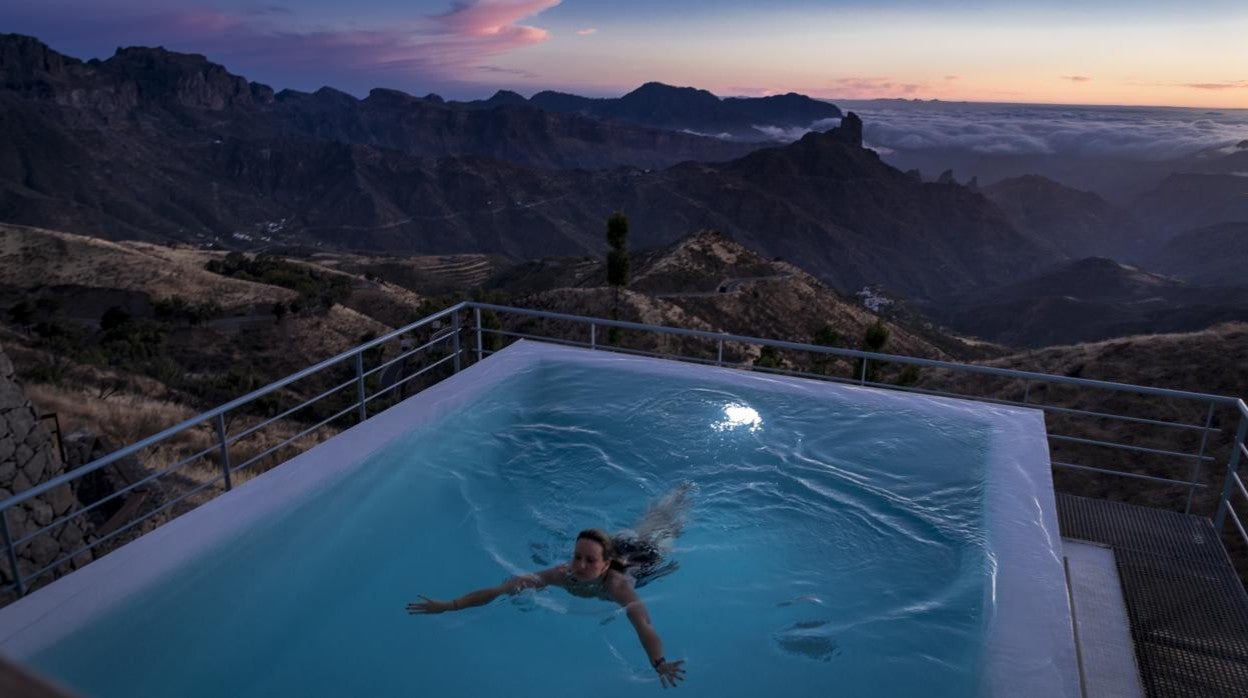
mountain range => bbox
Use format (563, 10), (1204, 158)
(0, 34), (1055, 300)
(460, 82), (843, 141)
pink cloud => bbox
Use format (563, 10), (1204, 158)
(24, 2), (561, 86)
(576, 28), (598, 36)
(830, 77), (924, 98)
(434, 0), (559, 39)
(944, 75), (960, 81)
(1184, 81), (1248, 90)
(1062, 75), (1091, 83)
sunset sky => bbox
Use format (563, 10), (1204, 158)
(4, 0), (1247, 108)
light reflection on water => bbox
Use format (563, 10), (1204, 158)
(712, 402), (763, 432)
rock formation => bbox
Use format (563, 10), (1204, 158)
(0, 348), (88, 600)
(0, 346), (166, 603)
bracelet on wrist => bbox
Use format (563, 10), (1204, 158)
(652, 656), (665, 669)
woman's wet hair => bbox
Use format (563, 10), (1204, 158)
(577, 529), (627, 572)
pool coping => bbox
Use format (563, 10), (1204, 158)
(0, 340), (1079, 696)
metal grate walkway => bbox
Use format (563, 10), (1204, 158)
(1058, 494), (1248, 697)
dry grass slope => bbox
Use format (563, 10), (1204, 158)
(0, 224), (296, 310)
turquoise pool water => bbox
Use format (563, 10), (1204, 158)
(28, 355), (1001, 697)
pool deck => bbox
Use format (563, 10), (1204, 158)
(1057, 494), (1248, 697)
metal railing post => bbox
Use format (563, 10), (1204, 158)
(452, 311), (462, 373)
(215, 413), (233, 491)
(355, 353), (367, 422)
(1185, 401), (1217, 514)
(1022, 380), (1032, 404)
(590, 323), (597, 350)
(474, 307), (483, 363)
(859, 357), (869, 384)
(1214, 413), (1248, 532)
(717, 339), (724, 366)
(1, 508), (24, 597)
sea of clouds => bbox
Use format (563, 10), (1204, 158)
(765, 101), (1248, 162)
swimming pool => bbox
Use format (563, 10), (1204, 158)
(0, 341), (1078, 696)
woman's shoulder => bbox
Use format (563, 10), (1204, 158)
(605, 568), (635, 590)
(604, 569), (640, 603)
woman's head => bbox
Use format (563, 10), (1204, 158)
(572, 529), (624, 580)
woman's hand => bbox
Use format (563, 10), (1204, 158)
(654, 659), (686, 688)
(406, 595), (454, 614)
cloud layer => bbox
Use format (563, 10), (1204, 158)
(842, 102), (1248, 161)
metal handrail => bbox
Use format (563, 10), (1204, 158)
(3, 302), (1247, 600)
(1214, 401), (1248, 534)
(0, 303), (470, 511)
(468, 302), (1241, 406)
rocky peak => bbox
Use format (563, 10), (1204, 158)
(249, 81), (275, 105)
(618, 82), (723, 122)
(484, 89), (528, 107)
(631, 229), (780, 293)
(0, 34), (79, 85)
(830, 112), (862, 147)
(1237, 139), (1248, 150)
(312, 86), (356, 103)
(366, 87), (419, 105)
(102, 45), (257, 110)
(936, 169), (956, 184)
(624, 82), (720, 105)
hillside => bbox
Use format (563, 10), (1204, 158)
(495, 230), (986, 365)
(923, 257), (1248, 347)
(1132, 172), (1248, 243)
(981, 175), (1147, 262)
(0, 223), (296, 316)
(1145, 222), (1248, 287)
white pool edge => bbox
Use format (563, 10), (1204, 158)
(0, 340), (1079, 696)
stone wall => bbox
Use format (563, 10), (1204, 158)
(0, 348), (90, 601)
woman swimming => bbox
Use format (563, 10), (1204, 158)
(406, 486), (691, 688)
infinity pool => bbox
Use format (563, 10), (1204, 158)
(0, 341), (1078, 696)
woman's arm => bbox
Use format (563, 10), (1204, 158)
(406, 566), (564, 614)
(610, 577), (686, 688)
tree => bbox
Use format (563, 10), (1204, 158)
(895, 364), (921, 387)
(100, 306), (131, 332)
(854, 320), (891, 383)
(605, 211), (630, 343)
(812, 324), (840, 375)
(606, 211), (630, 287)
(814, 324), (840, 348)
(754, 345), (782, 369)
(7, 300), (35, 327)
